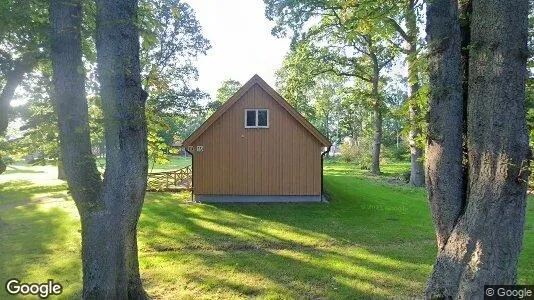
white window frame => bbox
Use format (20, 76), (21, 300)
(244, 109), (269, 128)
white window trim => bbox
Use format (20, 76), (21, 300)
(244, 109), (269, 128)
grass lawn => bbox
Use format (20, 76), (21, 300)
(0, 161), (532, 299)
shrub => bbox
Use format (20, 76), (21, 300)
(339, 138), (373, 168)
(384, 146), (410, 162)
(339, 142), (357, 163)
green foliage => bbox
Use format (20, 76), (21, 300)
(276, 43), (321, 120)
(0, 137), (13, 171)
(215, 79), (241, 103)
(140, 0), (210, 114)
(267, 0), (408, 170)
(0, 0), (49, 55)
(12, 67), (59, 162)
(383, 145), (410, 162)
(3, 0), (210, 170)
(206, 79), (242, 114)
(136, 0), (210, 165)
(265, 0), (428, 167)
(3, 162), (534, 298)
(147, 108), (177, 171)
(339, 138), (373, 169)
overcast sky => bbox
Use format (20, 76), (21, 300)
(187, 0), (291, 100)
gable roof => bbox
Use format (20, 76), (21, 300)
(183, 74), (331, 147)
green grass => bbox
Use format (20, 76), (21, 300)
(0, 161), (532, 299)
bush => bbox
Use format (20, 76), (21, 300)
(339, 138), (373, 168)
(384, 146), (410, 162)
(339, 142), (357, 163)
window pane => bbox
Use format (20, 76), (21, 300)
(246, 110), (256, 126)
(257, 110), (268, 127)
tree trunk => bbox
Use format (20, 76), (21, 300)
(425, 0), (530, 297)
(57, 159), (66, 180)
(426, 0), (464, 253)
(0, 56), (36, 136)
(79, 213), (124, 298)
(408, 131), (425, 185)
(370, 57), (381, 175)
(371, 104), (382, 175)
(425, 0), (466, 295)
(79, 211), (146, 298)
(0, 159), (6, 174)
(95, 0), (148, 297)
(50, 0), (102, 204)
(405, 0), (425, 186)
(50, 0), (148, 298)
(0, 70), (22, 136)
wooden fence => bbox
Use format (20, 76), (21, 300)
(147, 165), (192, 192)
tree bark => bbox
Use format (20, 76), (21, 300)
(371, 103), (382, 175)
(0, 69), (23, 136)
(57, 159), (66, 180)
(405, 0), (425, 186)
(95, 0), (148, 297)
(50, 0), (102, 204)
(425, 0), (530, 298)
(426, 0), (464, 251)
(370, 52), (382, 175)
(50, 0), (148, 298)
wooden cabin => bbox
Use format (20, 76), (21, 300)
(183, 75), (331, 202)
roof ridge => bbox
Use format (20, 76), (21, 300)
(183, 75), (331, 147)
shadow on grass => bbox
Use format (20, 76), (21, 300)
(0, 180), (69, 208)
(0, 177), (81, 298)
(0, 202), (81, 298)
(3, 167), (45, 174)
(139, 172), (436, 298)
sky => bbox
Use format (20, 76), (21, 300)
(187, 0), (291, 100)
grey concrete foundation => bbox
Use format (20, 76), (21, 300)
(194, 194), (323, 203)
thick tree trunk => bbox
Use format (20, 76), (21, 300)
(79, 213), (124, 298)
(95, 0), (148, 298)
(126, 224), (146, 298)
(50, 0), (102, 203)
(50, 0), (148, 298)
(458, 0), (472, 203)
(405, 0), (425, 186)
(80, 211), (146, 298)
(426, 0), (464, 252)
(425, 0), (530, 298)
